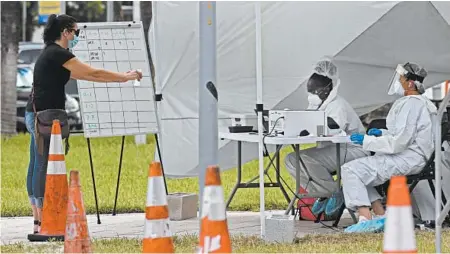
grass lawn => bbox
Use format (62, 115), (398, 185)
(1, 133), (301, 217)
(2, 232), (450, 253)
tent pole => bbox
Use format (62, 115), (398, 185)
(255, 1), (265, 239)
(436, 81), (450, 253)
(198, 1), (218, 223)
(150, 1), (165, 175)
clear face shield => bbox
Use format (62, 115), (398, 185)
(387, 64), (407, 95)
(388, 63), (426, 96)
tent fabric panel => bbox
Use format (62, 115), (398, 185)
(150, 1), (450, 177)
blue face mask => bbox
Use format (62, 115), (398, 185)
(68, 35), (79, 49)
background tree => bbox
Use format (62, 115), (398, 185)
(114, 1), (123, 21)
(25, 1), (38, 41)
(66, 1), (106, 22)
(1, 1), (22, 135)
(25, 1), (107, 42)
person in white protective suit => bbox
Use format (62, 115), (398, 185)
(284, 57), (371, 217)
(342, 62), (437, 233)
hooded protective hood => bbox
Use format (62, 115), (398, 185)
(306, 56), (341, 110)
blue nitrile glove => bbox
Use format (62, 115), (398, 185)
(350, 133), (364, 145)
(367, 128), (382, 137)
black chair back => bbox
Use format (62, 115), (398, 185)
(366, 119), (387, 134)
(442, 108), (450, 142)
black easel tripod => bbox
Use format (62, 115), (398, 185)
(77, 131), (168, 225)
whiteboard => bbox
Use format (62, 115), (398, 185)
(72, 21), (159, 138)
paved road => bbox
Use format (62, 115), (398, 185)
(1, 211), (353, 245)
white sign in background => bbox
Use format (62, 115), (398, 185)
(72, 22), (158, 138)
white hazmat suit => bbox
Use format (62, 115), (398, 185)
(341, 95), (437, 212)
(285, 58), (370, 196)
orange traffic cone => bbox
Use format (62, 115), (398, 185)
(28, 120), (68, 242)
(64, 170), (92, 253)
(383, 175), (417, 253)
(142, 162), (174, 253)
(197, 166), (232, 253)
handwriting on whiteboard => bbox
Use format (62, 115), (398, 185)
(87, 40), (102, 50)
(86, 30), (100, 39)
(112, 29), (126, 39)
(79, 30), (86, 40)
(125, 28), (140, 39)
(101, 40), (114, 50)
(99, 29), (113, 39)
(89, 51), (102, 61)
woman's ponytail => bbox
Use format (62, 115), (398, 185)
(42, 14), (77, 45)
(43, 14), (60, 44)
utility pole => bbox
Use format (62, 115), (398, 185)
(60, 1), (66, 14)
(198, 1), (218, 222)
(107, 1), (114, 22)
(132, 0), (146, 145)
(132, 1), (141, 21)
(22, 1), (27, 41)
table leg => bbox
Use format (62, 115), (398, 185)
(226, 141), (242, 208)
(276, 145), (291, 203)
(285, 144), (301, 215)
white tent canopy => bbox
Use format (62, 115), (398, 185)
(149, 1), (450, 178)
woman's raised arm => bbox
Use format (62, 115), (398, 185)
(63, 57), (141, 82)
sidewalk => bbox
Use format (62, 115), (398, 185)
(1, 211), (353, 245)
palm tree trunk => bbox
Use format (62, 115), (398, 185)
(26, 1), (38, 41)
(1, 1), (21, 136)
(114, 1), (123, 21)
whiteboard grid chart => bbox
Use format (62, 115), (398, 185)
(72, 22), (158, 138)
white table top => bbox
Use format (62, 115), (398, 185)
(219, 132), (351, 145)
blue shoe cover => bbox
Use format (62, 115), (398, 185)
(311, 198), (328, 215)
(325, 191), (345, 216)
(344, 217), (386, 233)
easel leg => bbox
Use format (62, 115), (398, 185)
(87, 138), (101, 224)
(113, 136), (125, 216)
(154, 133), (169, 195)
